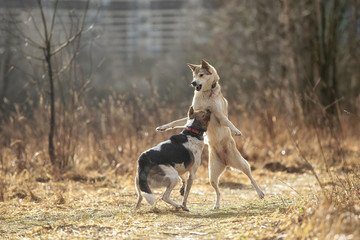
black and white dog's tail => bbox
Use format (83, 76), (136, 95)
(137, 154), (155, 206)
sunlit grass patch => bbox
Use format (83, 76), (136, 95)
(0, 178), (306, 239)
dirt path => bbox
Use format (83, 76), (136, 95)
(0, 170), (318, 239)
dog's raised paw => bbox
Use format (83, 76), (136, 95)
(234, 129), (243, 136)
(156, 126), (166, 132)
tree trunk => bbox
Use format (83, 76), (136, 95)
(317, 0), (345, 116)
(45, 43), (56, 166)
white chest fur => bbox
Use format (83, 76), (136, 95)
(182, 135), (204, 169)
(170, 135), (204, 175)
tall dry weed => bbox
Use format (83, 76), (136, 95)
(284, 94), (360, 239)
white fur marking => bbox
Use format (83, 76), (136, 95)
(182, 135), (204, 173)
(151, 140), (169, 152)
(159, 165), (179, 179)
(141, 192), (155, 206)
(152, 144), (162, 152)
(204, 133), (209, 145)
(185, 119), (195, 127)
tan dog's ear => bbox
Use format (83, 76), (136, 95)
(188, 106), (194, 118)
(187, 63), (197, 72)
(201, 59), (211, 71)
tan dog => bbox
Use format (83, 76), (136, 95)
(156, 60), (264, 209)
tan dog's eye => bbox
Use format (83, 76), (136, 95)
(199, 74), (203, 77)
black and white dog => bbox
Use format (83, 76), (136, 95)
(135, 106), (211, 211)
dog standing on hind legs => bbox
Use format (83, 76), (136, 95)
(156, 60), (265, 209)
(135, 106), (211, 211)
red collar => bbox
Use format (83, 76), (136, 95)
(185, 126), (203, 135)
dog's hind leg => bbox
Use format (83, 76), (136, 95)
(179, 175), (186, 196)
(209, 149), (226, 210)
(135, 194), (143, 209)
(228, 150), (265, 199)
(134, 176), (143, 209)
(159, 166), (183, 209)
(181, 172), (196, 211)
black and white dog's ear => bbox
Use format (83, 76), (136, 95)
(188, 106), (194, 118)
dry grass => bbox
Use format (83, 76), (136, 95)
(0, 96), (359, 239)
(0, 169), (315, 239)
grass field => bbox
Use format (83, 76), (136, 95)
(1, 158), (359, 239)
(0, 105), (359, 239)
(1, 168), (319, 239)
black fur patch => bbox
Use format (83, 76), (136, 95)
(137, 134), (194, 194)
(181, 118), (206, 140)
(147, 137), (193, 168)
(169, 134), (188, 144)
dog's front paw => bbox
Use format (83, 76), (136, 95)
(156, 125), (167, 132)
(233, 129), (243, 136)
(181, 205), (189, 211)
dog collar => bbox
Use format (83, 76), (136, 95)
(185, 126), (203, 136)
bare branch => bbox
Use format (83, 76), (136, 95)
(5, 10), (44, 49)
(27, 11), (45, 42)
(50, 0), (90, 56)
(323, 96), (344, 111)
(11, 65), (38, 84)
(48, 0), (59, 43)
(286, 125), (325, 192)
(24, 54), (45, 62)
(55, 49), (78, 75)
(36, 0), (49, 43)
(50, 30), (83, 56)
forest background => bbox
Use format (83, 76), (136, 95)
(0, 0), (359, 239)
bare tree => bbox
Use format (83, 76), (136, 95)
(8, 0), (93, 169)
(314, 0), (347, 116)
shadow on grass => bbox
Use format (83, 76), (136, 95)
(136, 196), (293, 219)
